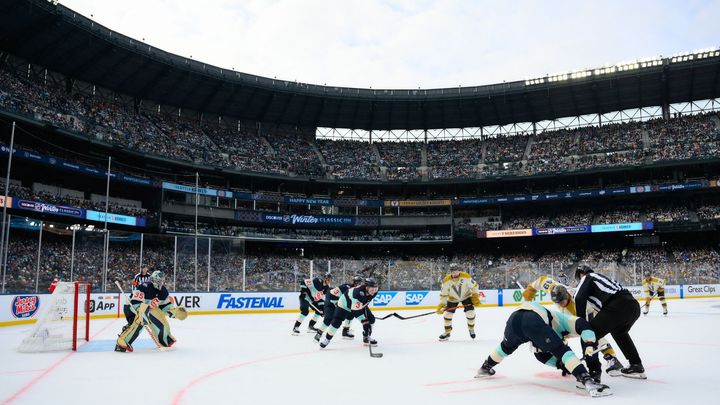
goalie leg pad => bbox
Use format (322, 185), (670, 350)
(147, 307), (175, 347)
(118, 303), (148, 348)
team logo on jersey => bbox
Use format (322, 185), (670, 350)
(405, 291), (429, 305)
(372, 292), (397, 306)
(12, 296), (40, 318)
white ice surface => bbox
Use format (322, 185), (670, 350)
(1, 298), (719, 405)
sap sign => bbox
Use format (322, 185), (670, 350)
(217, 294), (285, 309)
(405, 291), (429, 306)
(373, 292), (398, 306)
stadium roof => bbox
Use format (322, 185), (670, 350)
(2, 0), (720, 131)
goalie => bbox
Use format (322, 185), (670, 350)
(115, 271), (187, 352)
(436, 263), (481, 341)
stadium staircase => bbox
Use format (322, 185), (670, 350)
(310, 142), (328, 166)
(523, 137), (534, 160)
(260, 136), (275, 154)
(421, 144), (428, 181)
(480, 142), (487, 163)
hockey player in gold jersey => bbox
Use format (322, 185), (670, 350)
(522, 275), (624, 377)
(436, 263), (481, 341)
(642, 273), (668, 316)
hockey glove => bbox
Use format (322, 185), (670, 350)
(436, 304), (445, 314)
(471, 293), (481, 307)
(584, 342), (599, 361)
(168, 306), (188, 320)
(522, 286), (537, 301)
(362, 319), (372, 336)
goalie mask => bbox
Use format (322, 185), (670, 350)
(150, 270), (165, 287)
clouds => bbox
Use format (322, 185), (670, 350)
(59, 0), (719, 89)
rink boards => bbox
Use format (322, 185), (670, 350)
(1, 283), (718, 326)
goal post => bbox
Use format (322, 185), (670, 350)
(18, 281), (91, 352)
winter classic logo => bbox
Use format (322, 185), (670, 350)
(373, 292), (397, 306)
(405, 291), (429, 306)
(12, 296), (40, 318)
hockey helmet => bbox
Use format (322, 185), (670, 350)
(550, 285), (569, 305)
(150, 270), (165, 287)
(364, 277), (378, 288)
(352, 275), (363, 286)
(575, 265), (592, 280)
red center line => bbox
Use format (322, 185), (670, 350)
(2, 318), (119, 405)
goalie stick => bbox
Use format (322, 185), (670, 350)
(114, 280), (164, 349)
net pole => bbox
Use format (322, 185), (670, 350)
(0, 122), (16, 294)
(73, 281), (79, 351)
(85, 283), (90, 341)
(194, 172), (199, 292)
(70, 229), (76, 281)
(35, 220), (43, 293)
(1, 215), (10, 293)
(173, 235), (177, 291)
(102, 156), (111, 292)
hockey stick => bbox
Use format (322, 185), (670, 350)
(364, 308), (383, 358)
(516, 281), (525, 290)
(378, 304), (464, 321)
(115, 280), (163, 349)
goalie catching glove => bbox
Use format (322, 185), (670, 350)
(167, 306), (188, 320)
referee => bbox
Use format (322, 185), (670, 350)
(574, 265), (646, 379)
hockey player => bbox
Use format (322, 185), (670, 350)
(475, 301), (612, 397)
(292, 272), (332, 335)
(575, 265), (646, 379)
(523, 275), (624, 376)
(116, 271), (187, 352)
(314, 276), (364, 341)
(319, 278), (379, 349)
(436, 263), (481, 341)
(642, 273), (668, 316)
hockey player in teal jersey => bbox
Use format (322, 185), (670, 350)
(314, 276), (364, 342)
(292, 272), (332, 335)
(475, 301), (613, 397)
(319, 278), (379, 349)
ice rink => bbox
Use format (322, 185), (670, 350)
(1, 298), (719, 405)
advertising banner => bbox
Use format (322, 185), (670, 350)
(13, 199), (85, 218)
(162, 181), (233, 198)
(534, 225), (590, 236)
(590, 222), (653, 233)
(683, 284), (719, 297)
(483, 229), (533, 238)
(86, 210), (146, 227)
(385, 199), (452, 207)
(262, 213), (355, 226)
(2, 285), (715, 326)
(285, 197), (334, 206)
(0, 145), (152, 187)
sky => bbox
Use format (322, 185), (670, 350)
(58, 0), (720, 90)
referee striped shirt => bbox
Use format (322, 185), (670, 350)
(573, 270), (625, 319)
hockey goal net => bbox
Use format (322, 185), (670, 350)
(18, 281), (91, 352)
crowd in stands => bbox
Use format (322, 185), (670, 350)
(2, 68), (720, 182)
(3, 228), (718, 294)
(161, 220), (451, 242)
